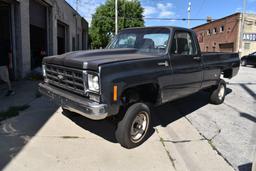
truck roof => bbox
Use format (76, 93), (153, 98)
(121, 26), (191, 32)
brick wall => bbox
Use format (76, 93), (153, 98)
(193, 13), (240, 53)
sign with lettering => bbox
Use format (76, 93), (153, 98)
(243, 33), (256, 41)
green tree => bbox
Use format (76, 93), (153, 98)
(90, 0), (144, 49)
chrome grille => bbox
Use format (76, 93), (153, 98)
(45, 64), (85, 95)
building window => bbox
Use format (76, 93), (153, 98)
(207, 29), (211, 36)
(213, 28), (217, 34)
(244, 43), (250, 50)
(220, 25), (224, 32)
(245, 20), (253, 25)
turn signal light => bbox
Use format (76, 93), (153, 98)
(113, 85), (118, 102)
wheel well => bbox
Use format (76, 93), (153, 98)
(222, 69), (233, 79)
(121, 83), (159, 106)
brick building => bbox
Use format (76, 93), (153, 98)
(0, 0), (88, 79)
(193, 13), (256, 57)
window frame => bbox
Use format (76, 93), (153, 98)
(207, 29), (211, 36)
(213, 27), (217, 34)
(220, 25), (225, 33)
(170, 30), (199, 57)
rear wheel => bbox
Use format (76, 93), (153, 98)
(209, 79), (226, 105)
(241, 60), (247, 66)
(115, 103), (151, 149)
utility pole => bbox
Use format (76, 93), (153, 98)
(239, 0), (247, 56)
(187, 2), (191, 28)
(115, 0), (118, 35)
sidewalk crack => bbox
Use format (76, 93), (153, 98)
(184, 116), (234, 169)
(155, 128), (176, 170)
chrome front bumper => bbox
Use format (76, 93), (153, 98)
(39, 83), (108, 120)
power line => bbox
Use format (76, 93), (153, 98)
(143, 17), (216, 21)
(94, 16), (215, 21)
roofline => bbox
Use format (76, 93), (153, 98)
(64, 0), (86, 20)
(192, 12), (241, 29)
(121, 26), (190, 31)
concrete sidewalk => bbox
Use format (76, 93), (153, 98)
(0, 95), (233, 171)
(186, 66), (256, 171)
(0, 80), (40, 112)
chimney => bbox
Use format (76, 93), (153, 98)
(207, 16), (212, 23)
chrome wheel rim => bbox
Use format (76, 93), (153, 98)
(218, 85), (225, 100)
(130, 111), (149, 143)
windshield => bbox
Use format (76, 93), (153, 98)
(107, 28), (170, 55)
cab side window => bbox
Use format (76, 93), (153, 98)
(171, 31), (197, 55)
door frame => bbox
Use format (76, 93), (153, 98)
(164, 29), (203, 101)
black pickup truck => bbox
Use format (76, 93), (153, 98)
(39, 27), (240, 148)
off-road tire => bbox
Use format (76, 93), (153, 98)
(209, 79), (226, 105)
(115, 103), (151, 149)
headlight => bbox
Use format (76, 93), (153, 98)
(88, 74), (100, 92)
(42, 65), (46, 77)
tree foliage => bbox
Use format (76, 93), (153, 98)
(90, 0), (144, 48)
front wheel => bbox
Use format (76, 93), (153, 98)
(115, 103), (151, 149)
(209, 79), (226, 105)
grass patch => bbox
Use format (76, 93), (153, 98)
(0, 105), (30, 122)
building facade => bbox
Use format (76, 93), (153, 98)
(0, 0), (88, 79)
(193, 13), (256, 57)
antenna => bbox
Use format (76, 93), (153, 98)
(188, 2), (191, 28)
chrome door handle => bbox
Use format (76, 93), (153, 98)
(158, 61), (169, 67)
(193, 56), (201, 61)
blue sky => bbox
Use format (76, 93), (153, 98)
(66, 0), (256, 28)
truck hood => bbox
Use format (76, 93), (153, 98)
(43, 48), (158, 70)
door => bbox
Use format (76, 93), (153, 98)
(248, 52), (256, 64)
(29, 0), (47, 69)
(57, 22), (66, 55)
(164, 30), (203, 101)
(0, 3), (13, 78)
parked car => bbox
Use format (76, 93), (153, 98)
(39, 27), (240, 148)
(241, 52), (256, 67)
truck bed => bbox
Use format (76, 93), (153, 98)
(202, 52), (240, 78)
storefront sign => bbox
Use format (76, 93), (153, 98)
(243, 33), (256, 41)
